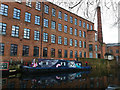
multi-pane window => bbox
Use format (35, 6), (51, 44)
(33, 46), (39, 57)
(43, 33), (48, 42)
(79, 20), (82, 27)
(87, 23), (89, 29)
(44, 18), (48, 27)
(58, 49), (62, 58)
(36, 1), (41, 11)
(75, 18), (77, 25)
(10, 44), (18, 56)
(58, 23), (62, 31)
(15, 0), (22, 3)
(79, 51), (82, 58)
(44, 5), (49, 14)
(95, 45), (97, 51)
(91, 25), (93, 30)
(51, 48), (55, 57)
(84, 52), (86, 58)
(0, 23), (6, 35)
(70, 39), (73, 46)
(35, 15), (40, 25)
(70, 27), (73, 35)
(11, 25), (19, 37)
(26, 0), (32, 7)
(83, 31), (86, 38)
(58, 36), (62, 44)
(64, 37), (67, 45)
(64, 14), (68, 21)
(75, 29), (77, 36)
(79, 41), (82, 47)
(70, 16), (73, 23)
(83, 22), (85, 28)
(43, 47), (47, 57)
(51, 34), (56, 43)
(70, 50), (73, 58)
(0, 43), (4, 56)
(25, 12), (31, 22)
(79, 30), (82, 37)
(52, 8), (56, 16)
(64, 50), (67, 58)
(116, 50), (119, 53)
(22, 45), (29, 56)
(64, 25), (67, 33)
(0, 4), (8, 16)
(83, 41), (86, 48)
(89, 52), (93, 58)
(51, 21), (56, 29)
(89, 44), (93, 51)
(75, 51), (78, 58)
(13, 8), (20, 20)
(34, 31), (40, 41)
(75, 40), (77, 47)
(24, 28), (30, 39)
(58, 11), (62, 19)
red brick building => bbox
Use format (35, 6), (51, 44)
(0, 0), (101, 62)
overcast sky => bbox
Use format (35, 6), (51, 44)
(48, 0), (119, 44)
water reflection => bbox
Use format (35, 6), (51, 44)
(2, 68), (120, 89)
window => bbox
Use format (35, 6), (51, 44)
(13, 8), (20, 20)
(91, 25), (93, 30)
(64, 13), (68, 21)
(95, 45), (97, 51)
(0, 4), (8, 16)
(83, 31), (86, 38)
(44, 5), (49, 14)
(84, 52), (86, 58)
(58, 23), (62, 31)
(79, 30), (82, 37)
(43, 47), (47, 57)
(34, 31), (40, 41)
(87, 24), (89, 29)
(83, 22), (85, 28)
(44, 18), (48, 27)
(70, 39), (73, 46)
(83, 41), (86, 48)
(64, 37), (67, 45)
(51, 21), (56, 29)
(70, 50), (73, 58)
(58, 49), (62, 58)
(26, 0), (32, 7)
(25, 12), (31, 22)
(43, 33), (48, 42)
(10, 44), (18, 56)
(36, 1), (41, 11)
(75, 18), (77, 25)
(11, 25), (19, 37)
(58, 11), (62, 19)
(35, 15), (40, 25)
(64, 50), (67, 58)
(51, 48), (55, 57)
(15, 0), (21, 3)
(24, 28), (30, 39)
(95, 33), (97, 41)
(75, 29), (77, 36)
(89, 44), (93, 51)
(79, 51), (82, 58)
(70, 27), (73, 35)
(70, 16), (73, 23)
(110, 50), (113, 53)
(64, 25), (67, 33)
(116, 50), (119, 53)
(51, 34), (56, 43)
(79, 20), (82, 27)
(52, 8), (56, 16)
(22, 45), (29, 56)
(75, 40), (77, 47)
(89, 53), (93, 58)
(79, 41), (82, 47)
(58, 36), (62, 44)
(33, 46), (39, 57)
(75, 51), (78, 58)
(0, 43), (4, 56)
(96, 53), (98, 58)
(0, 23), (6, 35)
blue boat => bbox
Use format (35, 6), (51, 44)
(21, 59), (92, 73)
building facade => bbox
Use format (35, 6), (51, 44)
(0, 0), (100, 62)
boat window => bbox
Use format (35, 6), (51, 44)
(61, 62), (66, 66)
(78, 63), (81, 66)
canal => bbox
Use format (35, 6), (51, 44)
(1, 66), (120, 89)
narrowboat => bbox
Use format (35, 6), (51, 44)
(21, 59), (92, 73)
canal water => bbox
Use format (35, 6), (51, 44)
(1, 67), (120, 89)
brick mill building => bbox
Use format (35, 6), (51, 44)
(0, 0), (103, 62)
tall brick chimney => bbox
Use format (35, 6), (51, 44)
(97, 6), (103, 44)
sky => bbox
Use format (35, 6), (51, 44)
(48, 0), (119, 44)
